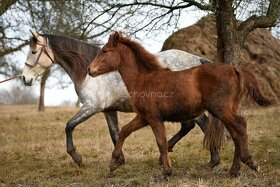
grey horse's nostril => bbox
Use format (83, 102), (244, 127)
(23, 76), (26, 84)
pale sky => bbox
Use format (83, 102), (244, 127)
(0, 10), (205, 106)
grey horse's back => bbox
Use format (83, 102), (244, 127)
(157, 49), (211, 71)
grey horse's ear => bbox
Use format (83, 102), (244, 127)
(29, 29), (39, 39)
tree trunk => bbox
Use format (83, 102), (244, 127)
(75, 98), (80, 108)
(215, 0), (242, 65)
(38, 69), (50, 111)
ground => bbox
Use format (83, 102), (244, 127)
(0, 105), (279, 186)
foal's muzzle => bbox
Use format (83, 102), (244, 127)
(88, 67), (99, 78)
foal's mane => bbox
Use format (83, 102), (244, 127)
(37, 34), (100, 83)
(118, 35), (169, 71)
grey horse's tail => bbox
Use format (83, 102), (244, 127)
(203, 113), (225, 151)
(199, 58), (212, 64)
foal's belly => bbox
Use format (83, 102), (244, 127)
(161, 109), (205, 122)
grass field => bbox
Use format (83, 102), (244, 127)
(0, 105), (279, 186)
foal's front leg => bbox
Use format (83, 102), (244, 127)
(110, 115), (148, 172)
(65, 105), (100, 166)
(150, 121), (172, 176)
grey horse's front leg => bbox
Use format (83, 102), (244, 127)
(65, 105), (99, 166)
(104, 111), (125, 165)
(104, 111), (120, 145)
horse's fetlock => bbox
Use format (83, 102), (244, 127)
(67, 148), (76, 154)
(163, 167), (173, 176)
(241, 155), (251, 163)
(65, 123), (74, 133)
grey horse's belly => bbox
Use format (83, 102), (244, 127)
(104, 99), (133, 112)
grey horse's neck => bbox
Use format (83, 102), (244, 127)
(44, 34), (100, 85)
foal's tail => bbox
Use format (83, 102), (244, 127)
(203, 67), (274, 151)
(237, 68), (274, 107)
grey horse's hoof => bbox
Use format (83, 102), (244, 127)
(68, 149), (83, 167)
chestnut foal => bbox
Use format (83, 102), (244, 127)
(88, 32), (273, 177)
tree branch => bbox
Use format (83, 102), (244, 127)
(237, 0), (280, 40)
(182, 0), (214, 11)
(0, 41), (28, 57)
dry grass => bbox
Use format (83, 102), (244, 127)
(0, 105), (279, 186)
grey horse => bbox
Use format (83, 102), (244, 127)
(21, 30), (220, 168)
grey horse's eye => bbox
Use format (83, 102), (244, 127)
(32, 51), (37, 54)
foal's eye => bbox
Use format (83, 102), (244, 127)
(103, 50), (108, 53)
(32, 51), (37, 54)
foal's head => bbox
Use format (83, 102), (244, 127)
(88, 32), (166, 77)
(88, 32), (123, 77)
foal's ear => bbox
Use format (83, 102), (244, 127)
(113, 32), (121, 46)
(29, 29), (39, 40)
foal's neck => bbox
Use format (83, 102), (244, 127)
(118, 52), (140, 92)
(118, 47), (166, 92)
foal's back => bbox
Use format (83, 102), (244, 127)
(133, 63), (240, 122)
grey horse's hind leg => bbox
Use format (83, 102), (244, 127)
(65, 105), (99, 167)
(195, 114), (221, 169)
(167, 114), (221, 169)
(167, 120), (196, 152)
(104, 111), (120, 145)
(167, 114), (208, 152)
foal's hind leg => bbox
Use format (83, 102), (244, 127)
(231, 116), (259, 172)
(110, 115), (148, 172)
(219, 113), (258, 176)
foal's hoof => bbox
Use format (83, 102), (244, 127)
(229, 169), (241, 178)
(245, 159), (260, 172)
(249, 163), (260, 172)
(109, 154), (125, 172)
(163, 168), (173, 176)
(155, 169), (172, 182)
(202, 160), (220, 170)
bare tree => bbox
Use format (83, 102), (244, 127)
(213, 0), (280, 64)
(1, 0), (279, 108)
(82, 0), (280, 65)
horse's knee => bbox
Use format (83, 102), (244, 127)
(65, 122), (75, 134)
